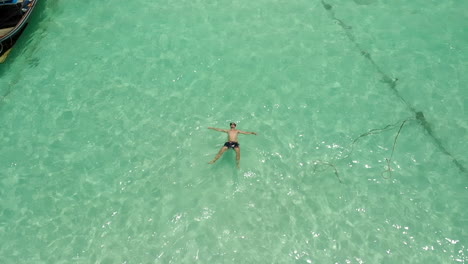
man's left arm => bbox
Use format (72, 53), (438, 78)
(239, 130), (257, 135)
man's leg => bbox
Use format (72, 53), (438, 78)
(234, 147), (241, 168)
(209, 146), (228, 164)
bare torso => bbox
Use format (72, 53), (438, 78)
(227, 129), (240, 142)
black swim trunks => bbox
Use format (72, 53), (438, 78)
(224, 141), (239, 149)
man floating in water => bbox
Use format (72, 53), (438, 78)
(208, 122), (257, 168)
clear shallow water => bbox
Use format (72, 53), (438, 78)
(0, 0), (467, 263)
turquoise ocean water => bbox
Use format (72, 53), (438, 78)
(0, 0), (467, 263)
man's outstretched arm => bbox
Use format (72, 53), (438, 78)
(239, 130), (257, 135)
(208, 127), (228, 133)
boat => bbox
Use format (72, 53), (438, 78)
(0, 0), (37, 63)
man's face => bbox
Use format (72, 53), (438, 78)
(230, 123), (236, 128)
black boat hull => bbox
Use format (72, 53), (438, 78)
(0, 0), (37, 62)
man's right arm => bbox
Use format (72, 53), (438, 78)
(208, 127), (227, 132)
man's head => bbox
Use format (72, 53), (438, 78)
(230, 122), (237, 128)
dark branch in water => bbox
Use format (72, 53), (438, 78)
(382, 119), (408, 179)
(318, 1), (466, 176)
(312, 160), (342, 183)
